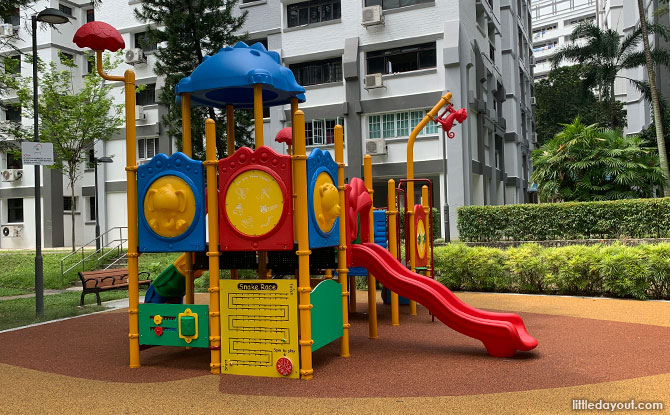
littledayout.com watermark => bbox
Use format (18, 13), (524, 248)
(573, 399), (664, 412)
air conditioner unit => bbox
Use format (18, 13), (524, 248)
(125, 48), (146, 65)
(530, 96), (537, 106)
(1, 169), (15, 182)
(366, 138), (387, 156)
(362, 5), (383, 27)
(0, 23), (14, 37)
(135, 105), (146, 121)
(12, 169), (23, 180)
(2, 224), (23, 238)
(364, 73), (384, 89)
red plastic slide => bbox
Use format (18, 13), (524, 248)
(350, 243), (538, 357)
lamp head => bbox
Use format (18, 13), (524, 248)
(36, 8), (70, 25)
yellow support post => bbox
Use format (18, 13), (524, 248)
(96, 51), (140, 368)
(205, 119), (222, 374)
(387, 179), (400, 326)
(363, 155), (378, 339)
(422, 185), (432, 279)
(406, 92), (452, 317)
(253, 84), (264, 148)
(335, 124), (350, 358)
(181, 93), (194, 305)
(226, 105), (238, 280)
(293, 110), (314, 379)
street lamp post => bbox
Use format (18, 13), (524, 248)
(93, 156), (113, 251)
(32, 8), (70, 316)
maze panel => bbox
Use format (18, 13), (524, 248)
(220, 279), (299, 379)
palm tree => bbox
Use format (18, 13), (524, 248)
(636, 0), (670, 196)
(552, 20), (670, 194)
(551, 21), (670, 129)
(531, 118), (665, 202)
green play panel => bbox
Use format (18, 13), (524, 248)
(311, 279), (343, 352)
(139, 303), (209, 348)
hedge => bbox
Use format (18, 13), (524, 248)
(457, 198), (670, 242)
(433, 243), (670, 299)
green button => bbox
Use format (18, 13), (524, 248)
(180, 316), (196, 337)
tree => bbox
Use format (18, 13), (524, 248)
(636, 0), (670, 196)
(531, 118), (665, 202)
(552, 21), (670, 130)
(135, 0), (253, 160)
(0, 52), (124, 251)
(534, 65), (626, 146)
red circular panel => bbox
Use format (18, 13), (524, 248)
(276, 356), (293, 376)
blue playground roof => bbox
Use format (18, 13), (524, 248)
(175, 42), (306, 109)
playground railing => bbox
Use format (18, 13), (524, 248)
(60, 226), (128, 288)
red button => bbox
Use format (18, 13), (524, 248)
(276, 357), (293, 376)
(154, 326), (164, 336)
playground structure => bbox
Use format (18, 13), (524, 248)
(73, 22), (537, 380)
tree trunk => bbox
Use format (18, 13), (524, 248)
(637, 0), (670, 196)
(70, 177), (76, 252)
(610, 81), (617, 129)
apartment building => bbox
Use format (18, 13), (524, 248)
(531, 0), (670, 135)
(0, 0), (535, 247)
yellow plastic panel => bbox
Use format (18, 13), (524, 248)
(313, 171), (340, 233)
(417, 218), (427, 259)
(224, 170), (284, 237)
(143, 175), (196, 238)
(220, 279), (299, 379)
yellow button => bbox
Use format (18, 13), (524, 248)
(153, 314), (163, 325)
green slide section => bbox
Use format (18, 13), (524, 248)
(311, 279), (343, 352)
(152, 264), (186, 298)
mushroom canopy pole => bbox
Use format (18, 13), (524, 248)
(73, 21), (140, 368)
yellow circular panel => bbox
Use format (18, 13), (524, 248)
(225, 169), (284, 237)
(143, 175), (196, 238)
(312, 172), (340, 233)
(417, 219), (427, 259)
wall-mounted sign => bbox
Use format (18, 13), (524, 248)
(21, 142), (54, 166)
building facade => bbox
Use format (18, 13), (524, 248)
(531, 0), (670, 136)
(0, 0), (535, 248)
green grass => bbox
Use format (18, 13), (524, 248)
(0, 250), (180, 296)
(0, 290), (136, 331)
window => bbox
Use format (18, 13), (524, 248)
(364, 0), (432, 10)
(60, 52), (74, 65)
(136, 83), (156, 106)
(5, 106), (21, 123)
(85, 8), (95, 23)
(63, 196), (78, 212)
(87, 149), (95, 169)
(367, 109), (438, 139)
(287, 0), (341, 28)
(7, 198), (23, 223)
(304, 117), (344, 146)
(289, 58), (342, 86)
(6, 151), (22, 169)
(86, 52), (94, 74)
(248, 38), (268, 50)
(138, 137), (158, 159)
(366, 42), (436, 75)
(8, 8), (20, 26)
(58, 4), (73, 17)
(88, 196), (96, 221)
(135, 32), (157, 52)
(4, 55), (20, 75)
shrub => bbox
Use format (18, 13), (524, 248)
(432, 242), (670, 299)
(457, 198), (670, 241)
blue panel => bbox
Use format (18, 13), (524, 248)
(307, 148), (340, 249)
(138, 153), (206, 253)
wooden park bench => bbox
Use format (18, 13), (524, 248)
(78, 269), (152, 306)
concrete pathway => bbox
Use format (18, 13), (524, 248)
(0, 289), (68, 301)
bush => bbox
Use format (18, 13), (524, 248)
(432, 242), (670, 299)
(457, 198), (670, 241)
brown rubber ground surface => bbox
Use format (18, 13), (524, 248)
(1, 293), (670, 399)
(1, 292), (668, 414)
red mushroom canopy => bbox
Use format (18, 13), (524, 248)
(275, 127), (292, 146)
(73, 21), (124, 51)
